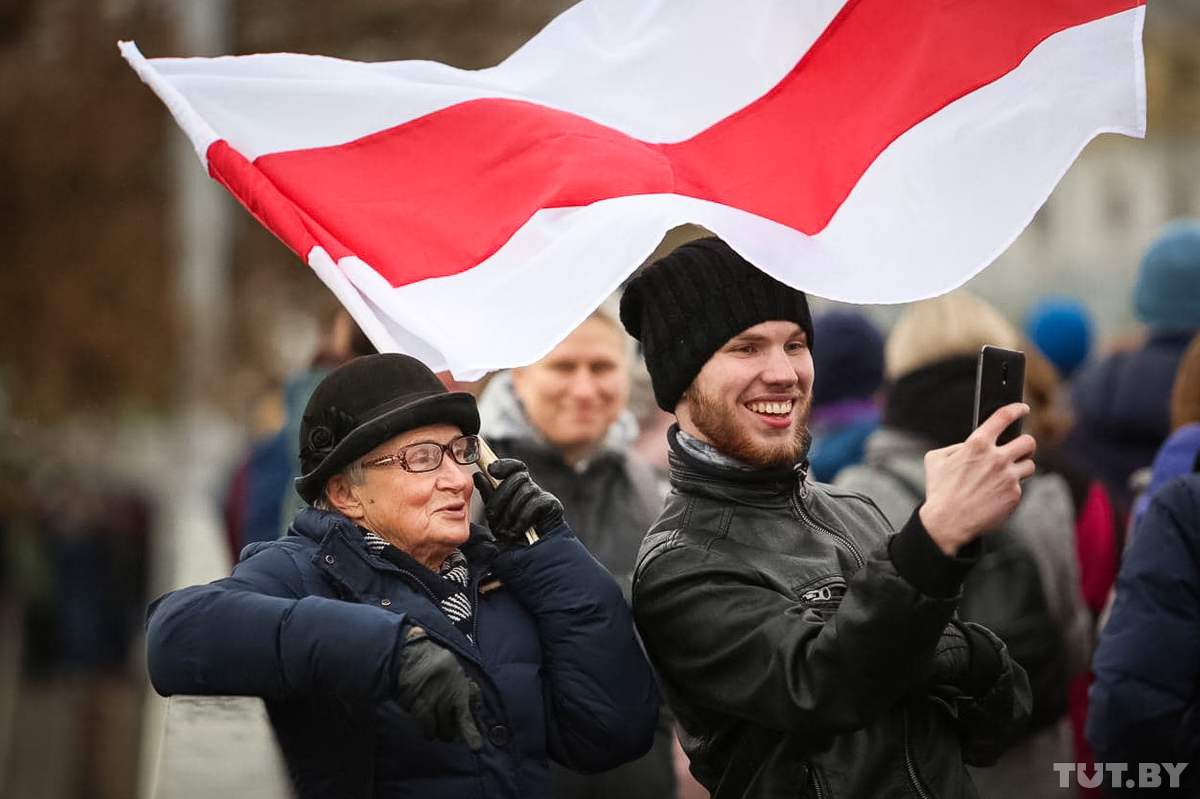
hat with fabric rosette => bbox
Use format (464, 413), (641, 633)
(295, 353), (480, 504)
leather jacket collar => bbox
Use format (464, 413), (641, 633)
(667, 425), (806, 508)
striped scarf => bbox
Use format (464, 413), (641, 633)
(360, 529), (476, 642)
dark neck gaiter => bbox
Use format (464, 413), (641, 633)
(883, 356), (978, 448)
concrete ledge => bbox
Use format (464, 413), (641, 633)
(151, 695), (292, 799)
(141, 466), (294, 799)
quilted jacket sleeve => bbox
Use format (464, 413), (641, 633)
(145, 541), (411, 711)
(1086, 474), (1200, 782)
(490, 524), (661, 773)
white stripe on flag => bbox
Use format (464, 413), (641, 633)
(122, 0), (847, 162)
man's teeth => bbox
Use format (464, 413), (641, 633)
(748, 401), (793, 415)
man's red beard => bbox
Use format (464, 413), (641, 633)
(681, 385), (811, 468)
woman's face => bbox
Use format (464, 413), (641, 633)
(335, 423), (474, 570)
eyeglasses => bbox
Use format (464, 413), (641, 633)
(361, 434), (482, 474)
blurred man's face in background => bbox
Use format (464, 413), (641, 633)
(512, 315), (630, 465)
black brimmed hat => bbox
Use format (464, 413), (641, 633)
(294, 353), (480, 504)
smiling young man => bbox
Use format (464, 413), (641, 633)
(675, 319), (813, 467)
(619, 236), (1035, 799)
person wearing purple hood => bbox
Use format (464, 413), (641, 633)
(1125, 330), (1200, 539)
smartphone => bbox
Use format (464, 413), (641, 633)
(973, 345), (1026, 445)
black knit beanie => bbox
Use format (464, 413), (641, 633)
(619, 236), (813, 411)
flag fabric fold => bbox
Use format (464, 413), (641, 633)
(121, 0), (1146, 379)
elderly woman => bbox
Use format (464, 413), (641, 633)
(145, 353), (660, 799)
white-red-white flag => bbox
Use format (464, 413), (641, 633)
(121, 0), (1145, 379)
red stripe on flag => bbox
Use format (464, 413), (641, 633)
(207, 140), (350, 262)
(225, 0), (1139, 287)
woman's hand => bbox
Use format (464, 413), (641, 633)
(473, 458), (565, 549)
(396, 626), (483, 750)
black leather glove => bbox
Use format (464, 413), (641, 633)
(472, 458), (565, 549)
(923, 620), (1003, 698)
(924, 622), (972, 690)
(396, 626), (482, 750)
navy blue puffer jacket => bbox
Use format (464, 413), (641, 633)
(1087, 473), (1200, 794)
(146, 507), (660, 798)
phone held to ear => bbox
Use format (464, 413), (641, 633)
(973, 345), (1026, 445)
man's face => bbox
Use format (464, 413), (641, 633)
(512, 315), (630, 464)
(676, 320), (813, 467)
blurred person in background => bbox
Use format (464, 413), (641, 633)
(476, 296), (683, 799)
(1124, 330), (1200, 539)
(1084, 332), (1200, 781)
(1024, 295), (1095, 383)
(630, 361), (676, 473)
(223, 306), (376, 561)
(19, 465), (151, 795)
(47, 479), (149, 678)
(1021, 317), (1121, 644)
(0, 460), (56, 675)
(1063, 219), (1200, 523)
(1024, 345), (1119, 799)
(478, 297), (659, 600)
(146, 353), (660, 799)
(835, 290), (1092, 799)
(805, 307), (886, 483)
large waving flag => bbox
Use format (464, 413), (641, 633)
(121, 0), (1145, 379)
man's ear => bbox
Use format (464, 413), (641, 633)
(325, 474), (364, 520)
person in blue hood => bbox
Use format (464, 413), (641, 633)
(145, 352), (660, 799)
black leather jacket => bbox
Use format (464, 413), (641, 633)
(632, 428), (1031, 798)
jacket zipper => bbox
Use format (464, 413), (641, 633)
(807, 764), (825, 799)
(902, 707), (934, 799)
(471, 572), (491, 644)
(792, 484), (865, 569)
(393, 567), (442, 607)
